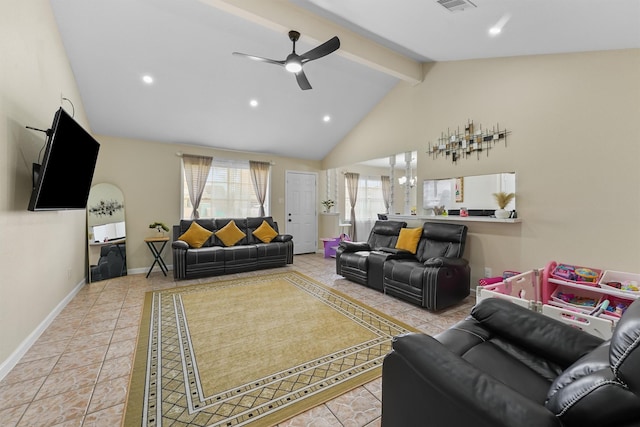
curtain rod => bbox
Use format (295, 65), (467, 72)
(175, 151), (275, 165)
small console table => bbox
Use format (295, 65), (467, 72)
(144, 236), (169, 278)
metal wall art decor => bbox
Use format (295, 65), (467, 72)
(427, 120), (510, 163)
(89, 199), (125, 217)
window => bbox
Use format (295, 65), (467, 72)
(345, 175), (385, 221)
(182, 159), (268, 218)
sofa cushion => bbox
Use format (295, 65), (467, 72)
(395, 227), (422, 254)
(215, 220), (246, 246)
(178, 221), (214, 248)
(367, 220), (406, 249)
(253, 220), (278, 243)
(415, 223), (467, 263)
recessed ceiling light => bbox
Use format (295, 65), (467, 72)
(323, 115), (331, 123)
(142, 75), (154, 84)
(250, 99), (259, 108)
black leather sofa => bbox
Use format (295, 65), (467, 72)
(382, 222), (470, 311)
(335, 220), (406, 291)
(172, 217), (293, 280)
(336, 221), (470, 311)
(382, 297), (640, 427)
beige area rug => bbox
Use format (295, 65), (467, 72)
(124, 271), (417, 427)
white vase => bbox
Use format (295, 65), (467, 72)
(495, 208), (510, 219)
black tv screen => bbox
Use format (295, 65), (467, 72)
(28, 107), (100, 211)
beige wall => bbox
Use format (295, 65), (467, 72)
(92, 136), (321, 272)
(324, 49), (640, 286)
(0, 0), (91, 364)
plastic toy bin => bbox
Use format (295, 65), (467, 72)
(551, 263), (603, 285)
(550, 285), (602, 312)
(599, 270), (640, 294)
(542, 261), (603, 304)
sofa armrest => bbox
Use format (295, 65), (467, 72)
(472, 298), (604, 367)
(382, 333), (561, 427)
(172, 240), (189, 250)
(375, 247), (417, 260)
(272, 234), (293, 243)
(423, 257), (469, 268)
(338, 241), (371, 252)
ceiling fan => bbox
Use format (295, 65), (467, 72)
(233, 30), (340, 90)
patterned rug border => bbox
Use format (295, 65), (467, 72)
(123, 270), (419, 427)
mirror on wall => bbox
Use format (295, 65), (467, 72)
(356, 151), (417, 215)
(423, 172), (516, 214)
(87, 183), (127, 282)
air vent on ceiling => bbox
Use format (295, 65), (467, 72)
(437, 0), (477, 12)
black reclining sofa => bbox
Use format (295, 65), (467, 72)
(172, 217), (293, 280)
(335, 220), (406, 291)
(336, 220), (470, 311)
(382, 222), (470, 311)
(382, 297), (640, 427)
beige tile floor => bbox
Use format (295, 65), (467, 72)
(0, 253), (474, 427)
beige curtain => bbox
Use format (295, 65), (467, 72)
(182, 154), (213, 219)
(345, 172), (360, 241)
(249, 160), (270, 217)
(381, 175), (391, 214)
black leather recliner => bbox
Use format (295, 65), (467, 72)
(335, 220), (406, 291)
(382, 222), (470, 311)
(382, 297), (640, 427)
(90, 243), (126, 282)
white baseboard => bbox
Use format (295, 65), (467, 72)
(0, 278), (86, 381)
(126, 264), (173, 276)
(0, 262), (177, 380)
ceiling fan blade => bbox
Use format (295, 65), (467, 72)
(232, 52), (284, 67)
(300, 36), (340, 62)
(295, 69), (312, 90)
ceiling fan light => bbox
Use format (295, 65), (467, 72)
(285, 60), (302, 73)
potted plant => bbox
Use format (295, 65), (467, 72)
(149, 221), (170, 237)
(321, 199), (335, 213)
(493, 192), (515, 219)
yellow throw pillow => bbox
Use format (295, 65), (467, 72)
(253, 220), (278, 243)
(395, 227), (422, 254)
(215, 220), (247, 247)
(178, 222), (213, 249)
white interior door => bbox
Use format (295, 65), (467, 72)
(285, 171), (317, 254)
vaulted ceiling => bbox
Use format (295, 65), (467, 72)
(50, 0), (640, 160)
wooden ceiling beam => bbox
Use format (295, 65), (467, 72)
(199, 0), (424, 84)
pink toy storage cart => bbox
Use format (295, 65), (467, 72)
(540, 261), (637, 340)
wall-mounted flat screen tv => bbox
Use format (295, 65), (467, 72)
(28, 107), (100, 211)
